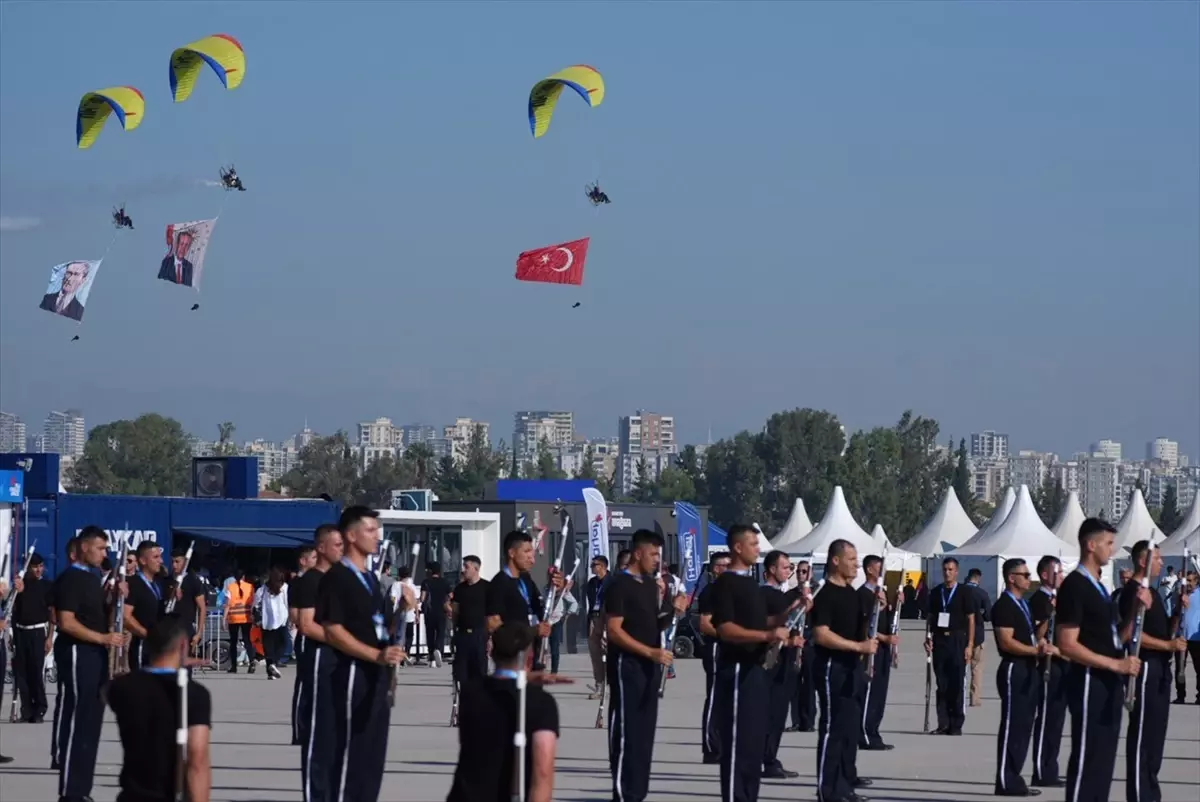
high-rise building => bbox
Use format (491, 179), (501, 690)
(356, 417), (402, 467)
(969, 431), (1009, 461)
(445, 417), (489, 463)
(1009, 450), (1051, 490)
(400, 424), (439, 447)
(1080, 456), (1123, 520)
(1090, 439), (1122, 461)
(0, 411), (27, 453)
(43, 409), (86, 457)
(1146, 438), (1179, 469)
(616, 410), (677, 495)
(513, 411), (574, 464)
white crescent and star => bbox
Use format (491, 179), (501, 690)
(551, 247), (574, 272)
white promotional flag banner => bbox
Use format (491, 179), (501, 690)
(582, 487), (610, 563)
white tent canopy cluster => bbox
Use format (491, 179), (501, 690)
(1161, 492), (1200, 558)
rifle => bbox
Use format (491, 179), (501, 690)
(174, 658), (189, 802)
(1041, 563), (1059, 702)
(109, 538), (130, 678)
(1124, 532), (1157, 713)
(165, 542), (194, 615)
(764, 590), (805, 672)
(511, 659), (528, 802)
(888, 588), (902, 669)
(537, 507), (570, 669)
(6, 541), (37, 722)
(923, 636), (933, 732)
(594, 628), (607, 728)
(864, 549), (887, 679)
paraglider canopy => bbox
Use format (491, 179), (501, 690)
(170, 33), (246, 103)
(528, 65), (604, 138)
(76, 86), (145, 149)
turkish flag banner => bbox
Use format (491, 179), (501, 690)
(514, 237), (590, 286)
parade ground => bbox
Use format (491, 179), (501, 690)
(2, 624), (1198, 801)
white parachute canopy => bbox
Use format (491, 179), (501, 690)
(951, 486), (1016, 553)
(1051, 491), (1087, 550)
(904, 488), (978, 556)
(783, 486), (876, 563)
(1114, 489), (1159, 552)
(770, 498), (814, 550)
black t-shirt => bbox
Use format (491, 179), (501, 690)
(991, 592), (1036, 661)
(761, 584), (801, 660)
(289, 568), (326, 653)
(486, 570), (543, 626)
(169, 573), (206, 629)
(811, 581), (865, 662)
(604, 572), (668, 654)
(855, 584), (883, 640)
(53, 565), (108, 646)
(128, 572), (166, 638)
(1117, 577), (1171, 661)
(697, 582), (716, 616)
(422, 576), (452, 616)
(1028, 587), (1065, 666)
(315, 562), (390, 651)
(711, 571), (769, 666)
(452, 579), (489, 631)
(585, 575), (604, 614)
(927, 582), (973, 636)
(108, 669), (212, 802)
(12, 575), (54, 625)
(1057, 569), (1122, 661)
(446, 676), (559, 802)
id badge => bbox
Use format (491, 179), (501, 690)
(937, 612), (951, 629)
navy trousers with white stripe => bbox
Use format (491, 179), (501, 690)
(791, 640), (816, 730)
(701, 644), (721, 761)
(1031, 656), (1067, 785)
(608, 652), (659, 802)
(860, 644), (891, 748)
(291, 635), (311, 746)
(715, 660), (768, 802)
(763, 653), (796, 771)
(1065, 664), (1123, 802)
(54, 641), (107, 799)
(994, 658), (1037, 794)
(1125, 656), (1171, 802)
(302, 644), (339, 802)
(932, 632), (968, 732)
(816, 655), (863, 802)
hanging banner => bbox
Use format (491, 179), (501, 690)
(582, 487), (609, 563)
(674, 501), (704, 596)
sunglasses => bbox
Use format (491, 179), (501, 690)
(1011, 572), (1031, 579)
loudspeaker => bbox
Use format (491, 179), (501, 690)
(191, 457), (258, 499)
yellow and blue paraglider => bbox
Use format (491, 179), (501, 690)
(76, 87), (145, 150)
(170, 34), (246, 103)
(528, 65), (604, 139)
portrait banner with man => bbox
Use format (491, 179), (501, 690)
(158, 218), (217, 291)
(39, 259), (103, 322)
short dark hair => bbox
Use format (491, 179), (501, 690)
(590, 555), (609, 567)
(1036, 555), (1060, 576)
(503, 529), (532, 554)
(427, 561), (442, 575)
(631, 529), (664, 549)
(463, 555), (481, 568)
(66, 536), (80, 559)
(709, 551), (731, 564)
(136, 540), (160, 558)
(314, 524), (340, 544)
(1077, 517), (1115, 548)
(145, 617), (188, 661)
(78, 525), (108, 545)
(397, 565), (411, 580)
(942, 557), (959, 568)
(171, 547), (188, 560)
(862, 555), (882, 573)
(966, 568), (982, 580)
(297, 544), (316, 560)
(1002, 558), (1026, 577)
(726, 524), (757, 547)
(1130, 539), (1157, 566)
(615, 549), (632, 567)
(764, 550), (787, 571)
(29, 553), (45, 568)
(338, 505), (379, 533)
(491, 623), (536, 661)
(828, 539), (854, 560)
(667, 563), (679, 575)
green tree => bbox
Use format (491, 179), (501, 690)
(401, 443), (435, 488)
(213, 421), (239, 456)
(630, 457), (657, 503)
(840, 427), (904, 534)
(952, 438), (973, 519)
(594, 463), (618, 500)
(356, 452), (415, 507)
(676, 445), (708, 505)
(279, 432), (360, 501)
(458, 425), (506, 497)
(535, 436), (566, 479)
(1032, 476), (1068, 527)
(70, 414), (192, 496)
(757, 408), (846, 530)
(655, 465), (697, 504)
(574, 444), (598, 480)
(892, 411), (947, 537)
(1157, 483), (1181, 533)
(433, 455), (464, 500)
(703, 431), (767, 528)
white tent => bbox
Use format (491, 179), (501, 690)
(1168, 494), (1200, 542)
(954, 486), (1016, 551)
(1051, 491), (1086, 549)
(904, 488), (978, 556)
(870, 524), (921, 572)
(769, 499), (814, 549)
(1114, 489), (1160, 552)
(1160, 525), (1200, 558)
(949, 485), (1082, 600)
(749, 523), (777, 556)
(783, 486), (876, 565)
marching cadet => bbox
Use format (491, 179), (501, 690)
(290, 524), (342, 752)
(605, 529), (687, 802)
(486, 530), (552, 668)
(584, 554), (609, 697)
(125, 540), (167, 670)
(1056, 518), (1140, 802)
(925, 556), (975, 735)
(697, 550), (730, 764)
(48, 534), (80, 769)
(790, 559), (818, 733)
(710, 525), (792, 802)
(1029, 555), (1066, 788)
(107, 617), (213, 802)
(11, 553), (55, 723)
(446, 623), (562, 802)
(811, 539), (878, 802)
(167, 546), (207, 652)
(1119, 538), (1187, 802)
(52, 525), (129, 802)
(760, 549), (803, 780)
(449, 555), (490, 685)
(859, 554), (898, 751)
(308, 507), (403, 802)
(992, 558), (1057, 797)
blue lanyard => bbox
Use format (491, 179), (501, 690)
(1006, 591), (1034, 643)
(71, 563), (101, 577)
(341, 559), (388, 640)
(942, 583), (957, 608)
(139, 572), (161, 601)
(143, 667), (175, 675)
(342, 558), (377, 595)
(504, 567), (532, 609)
(494, 668), (519, 680)
(1074, 567), (1120, 649)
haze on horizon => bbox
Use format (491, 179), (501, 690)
(1, 1), (1197, 456)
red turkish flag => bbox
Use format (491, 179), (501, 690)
(514, 237), (590, 286)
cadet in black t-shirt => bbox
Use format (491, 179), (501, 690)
(924, 556), (976, 735)
(1117, 539), (1187, 802)
(810, 539), (878, 802)
(52, 526), (128, 800)
(450, 555), (490, 687)
(291, 525), (342, 754)
(421, 563), (452, 665)
(308, 508), (402, 802)
(696, 550), (730, 764)
(710, 526), (792, 802)
(602, 528), (685, 802)
(10, 552), (55, 723)
(108, 617), (212, 802)
(858, 553), (899, 752)
(1028, 555), (1068, 788)
(447, 623), (561, 802)
(167, 547), (207, 645)
(486, 530), (550, 670)
(990, 558), (1058, 796)
(759, 550), (805, 779)
(1056, 518), (1140, 802)
(126, 540), (167, 670)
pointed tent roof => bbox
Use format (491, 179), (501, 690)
(1161, 524), (1200, 556)
(748, 523), (776, 554)
(770, 498), (815, 549)
(904, 488), (978, 556)
(1115, 489), (1160, 551)
(783, 486), (876, 558)
(954, 486), (1016, 552)
(1168, 493), (1200, 541)
(870, 524), (894, 550)
(1052, 491), (1087, 548)
(952, 485), (1078, 557)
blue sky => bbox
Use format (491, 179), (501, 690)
(1, 1), (1197, 458)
